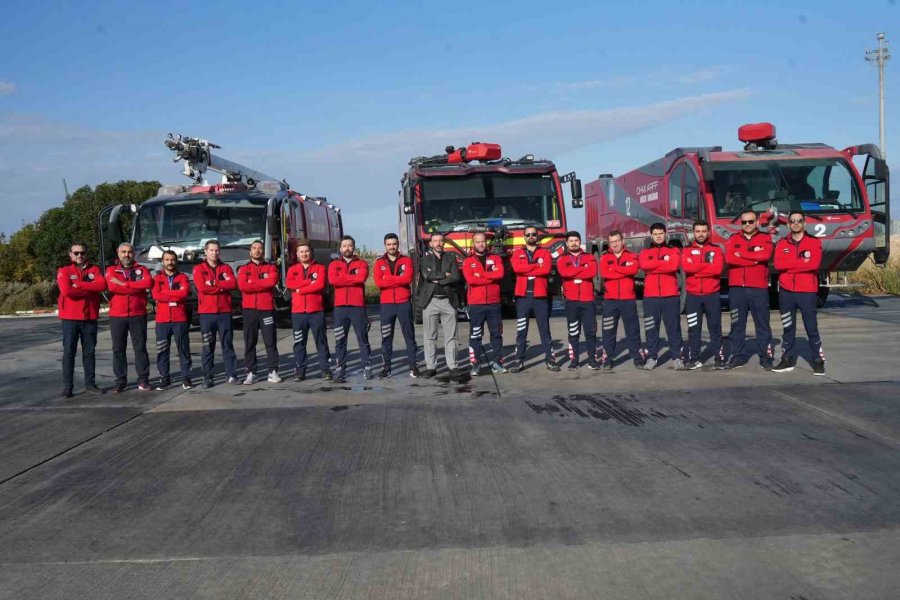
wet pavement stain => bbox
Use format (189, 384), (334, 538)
(524, 394), (680, 426)
(330, 406), (349, 412)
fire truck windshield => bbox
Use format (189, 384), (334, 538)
(420, 174), (561, 231)
(134, 196), (267, 252)
(711, 158), (863, 218)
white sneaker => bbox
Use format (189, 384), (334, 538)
(267, 370), (282, 383)
(242, 373), (257, 385)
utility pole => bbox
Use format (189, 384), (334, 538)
(865, 32), (890, 159)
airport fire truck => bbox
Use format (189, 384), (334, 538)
(399, 142), (583, 319)
(99, 134), (343, 320)
(585, 123), (890, 306)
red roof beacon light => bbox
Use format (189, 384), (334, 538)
(738, 122), (777, 151)
(446, 142), (502, 164)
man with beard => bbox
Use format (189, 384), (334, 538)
(106, 242), (153, 392)
(509, 226), (558, 372)
(151, 250), (193, 389)
(462, 232), (507, 377)
(415, 233), (463, 382)
(192, 239), (238, 387)
(328, 235), (372, 381)
(374, 233), (419, 378)
(681, 221), (725, 370)
(286, 240), (332, 381)
(237, 240), (281, 384)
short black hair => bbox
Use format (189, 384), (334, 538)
(693, 220), (710, 230)
(788, 210), (805, 219)
(608, 230), (623, 240)
(383, 233), (399, 243)
(739, 210), (758, 220)
(341, 235), (356, 245)
(565, 230), (581, 241)
(161, 250), (178, 260)
(650, 222), (666, 233)
(250, 239), (264, 248)
(70, 241), (87, 252)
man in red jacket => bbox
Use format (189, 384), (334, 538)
(192, 239), (238, 387)
(57, 242), (106, 398)
(106, 242), (153, 392)
(509, 226), (558, 373)
(681, 221), (725, 370)
(328, 235), (372, 381)
(286, 240), (331, 381)
(237, 240), (281, 384)
(151, 250), (192, 389)
(598, 231), (645, 370)
(462, 232), (507, 376)
(772, 211), (826, 375)
(725, 210), (774, 370)
(374, 233), (419, 379)
(557, 231), (599, 370)
(639, 223), (684, 370)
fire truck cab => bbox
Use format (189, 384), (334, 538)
(585, 123), (890, 306)
(399, 142), (583, 320)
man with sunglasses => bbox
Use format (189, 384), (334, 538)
(57, 242), (107, 398)
(508, 227), (558, 372)
(772, 211), (826, 375)
(724, 210), (774, 370)
(106, 242), (153, 392)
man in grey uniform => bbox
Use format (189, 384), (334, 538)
(415, 233), (463, 383)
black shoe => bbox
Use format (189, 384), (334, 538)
(203, 377), (214, 388)
(812, 359), (826, 376)
(421, 368), (437, 378)
(546, 359), (560, 372)
(602, 361), (613, 372)
(409, 366), (422, 378)
(567, 362), (579, 370)
(182, 378), (193, 390)
(378, 366), (391, 379)
(332, 368), (346, 383)
(155, 380), (171, 391)
(449, 368), (468, 384)
(85, 384), (104, 395)
(684, 360), (703, 370)
(724, 358), (745, 370)
(586, 360), (601, 370)
(508, 359), (524, 373)
(714, 357), (726, 370)
(294, 372), (306, 382)
(112, 384), (127, 394)
(363, 365), (374, 380)
(62, 388), (73, 399)
(760, 357), (774, 371)
(771, 356), (796, 373)
(633, 358), (647, 369)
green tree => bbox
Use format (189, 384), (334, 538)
(0, 224), (40, 283)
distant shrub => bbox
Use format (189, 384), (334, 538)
(0, 280), (58, 313)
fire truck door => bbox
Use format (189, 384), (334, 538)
(862, 154), (891, 265)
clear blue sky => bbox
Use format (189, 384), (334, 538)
(0, 0), (896, 249)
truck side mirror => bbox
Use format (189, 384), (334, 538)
(403, 186), (414, 208)
(872, 158), (889, 181)
(570, 178), (583, 201)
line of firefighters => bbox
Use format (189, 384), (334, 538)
(55, 208), (825, 396)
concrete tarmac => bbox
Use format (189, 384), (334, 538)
(1, 295), (899, 599)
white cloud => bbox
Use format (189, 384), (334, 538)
(551, 66), (726, 93)
(0, 80), (16, 96)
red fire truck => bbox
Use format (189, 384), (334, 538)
(584, 123), (890, 306)
(100, 134), (343, 321)
(399, 142), (583, 320)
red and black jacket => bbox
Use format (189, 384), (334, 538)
(557, 251), (597, 302)
(682, 241), (724, 295)
(511, 246), (552, 298)
(237, 260), (278, 311)
(328, 256), (369, 307)
(192, 261), (237, 314)
(373, 254), (413, 304)
(105, 263), (152, 317)
(726, 231), (773, 288)
(462, 252), (504, 305)
(286, 261), (326, 313)
(639, 244), (680, 298)
(152, 272), (190, 322)
(57, 263), (106, 320)
(599, 250), (640, 300)
(774, 233), (822, 293)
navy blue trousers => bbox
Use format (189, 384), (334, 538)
(468, 304), (504, 365)
(600, 299), (642, 363)
(155, 321), (192, 381)
(515, 295), (553, 362)
(727, 286), (772, 360)
(199, 313), (237, 379)
(642, 296), (683, 360)
(61, 319), (97, 390)
(292, 311), (330, 374)
(380, 302), (417, 368)
(243, 308), (279, 374)
(110, 315), (150, 386)
(565, 300), (597, 366)
(778, 289), (824, 361)
(685, 292), (723, 361)
(333, 306), (370, 370)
